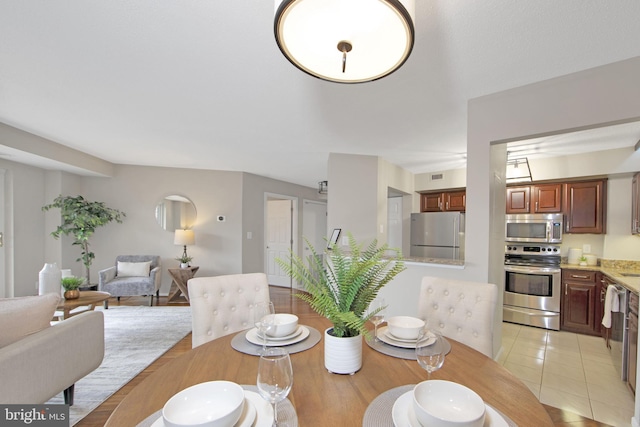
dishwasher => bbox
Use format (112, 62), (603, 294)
(628, 292), (638, 395)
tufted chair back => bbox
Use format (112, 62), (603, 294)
(189, 273), (271, 348)
(417, 276), (498, 358)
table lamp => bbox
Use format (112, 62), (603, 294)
(174, 229), (195, 264)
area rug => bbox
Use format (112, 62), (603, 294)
(46, 305), (193, 425)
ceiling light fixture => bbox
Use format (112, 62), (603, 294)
(506, 157), (533, 183)
(274, 0), (415, 83)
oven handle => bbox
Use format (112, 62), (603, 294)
(504, 264), (561, 274)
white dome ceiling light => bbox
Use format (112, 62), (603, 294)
(274, 0), (415, 83)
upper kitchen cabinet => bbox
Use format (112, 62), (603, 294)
(633, 172), (640, 235)
(420, 190), (466, 212)
(563, 179), (607, 234)
(506, 183), (562, 214)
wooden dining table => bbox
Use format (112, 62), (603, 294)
(105, 294), (553, 427)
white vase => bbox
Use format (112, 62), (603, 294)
(39, 263), (62, 296)
(324, 328), (362, 375)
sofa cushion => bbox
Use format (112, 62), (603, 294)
(0, 293), (60, 349)
(117, 261), (151, 277)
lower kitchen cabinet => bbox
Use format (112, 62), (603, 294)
(561, 269), (602, 336)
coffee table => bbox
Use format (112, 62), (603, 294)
(56, 290), (110, 320)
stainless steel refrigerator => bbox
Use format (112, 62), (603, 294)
(410, 212), (465, 260)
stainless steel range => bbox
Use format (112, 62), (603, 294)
(503, 244), (562, 330)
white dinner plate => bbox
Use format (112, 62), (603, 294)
(151, 393), (258, 427)
(246, 325), (310, 347)
(378, 327), (434, 349)
(257, 326), (304, 341)
(391, 390), (509, 427)
(384, 330), (418, 343)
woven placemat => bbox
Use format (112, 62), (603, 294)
(137, 385), (297, 427)
(362, 385), (516, 427)
(365, 336), (451, 360)
(231, 325), (321, 356)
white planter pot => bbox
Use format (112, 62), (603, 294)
(180, 263), (189, 269)
(324, 328), (362, 375)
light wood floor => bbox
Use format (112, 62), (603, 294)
(75, 289), (611, 427)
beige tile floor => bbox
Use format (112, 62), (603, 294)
(498, 322), (635, 427)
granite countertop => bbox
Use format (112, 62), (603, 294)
(561, 262), (640, 294)
(402, 256), (465, 267)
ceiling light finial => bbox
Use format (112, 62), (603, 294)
(274, 0), (415, 84)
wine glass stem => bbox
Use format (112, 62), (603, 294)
(272, 401), (278, 426)
(374, 324), (378, 342)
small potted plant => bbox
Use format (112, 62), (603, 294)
(175, 255), (193, 268)
(61, 276), (85, 299)
(277, 232), (405, 374)
(579, 255), (588, 266)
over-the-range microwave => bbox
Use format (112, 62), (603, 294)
(505, 213), (563, 243)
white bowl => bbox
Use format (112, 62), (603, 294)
(413, 380), (485, 427)
(266, 313), (298, 337)
(386, 316), (425, 340)
(162, 381), (245, 427)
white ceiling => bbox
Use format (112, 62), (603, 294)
(1, 1), (640, 188)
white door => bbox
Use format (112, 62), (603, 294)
(266, 199), (293, 287)
(301, 200), (327, 290)
(387, 196), (403, 250)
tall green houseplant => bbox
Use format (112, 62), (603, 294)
(277, 232), (406, 338)
(42, 195), (126, 285)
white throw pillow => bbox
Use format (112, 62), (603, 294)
(117, 261), (152, 277)
(0, 293), (60, 348)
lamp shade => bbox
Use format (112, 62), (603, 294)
(174, 229), (195, 246)
(274, 0), (415, 83)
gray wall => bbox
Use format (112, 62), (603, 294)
(3, 160), (321, 297)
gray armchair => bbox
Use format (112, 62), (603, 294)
(98, 255), (162, 308)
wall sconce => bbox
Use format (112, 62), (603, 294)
(506, 157), (532, 183)
(318, 180), (328, 194)
(174, 229), (195, 262)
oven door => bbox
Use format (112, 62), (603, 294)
(504, 264), (561, 312)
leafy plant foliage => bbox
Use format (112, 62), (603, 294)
(277, 232), (405, 338)
(42, 195), (125, 284)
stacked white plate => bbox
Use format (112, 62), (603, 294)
(392, 386), (509, 427)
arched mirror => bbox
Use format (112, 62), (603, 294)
(155, 195), (197, 231)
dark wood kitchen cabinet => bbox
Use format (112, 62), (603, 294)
(420, 190), (466, 212)
(633, 172), (640, 235)
(561, 269), (602, 336)
(506, 183), (562, 214)
(563, 179), (607, 234)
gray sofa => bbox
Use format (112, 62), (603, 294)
(98, 255), (162, 308)
(0, 294), (104, 405)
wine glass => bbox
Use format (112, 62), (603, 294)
(415, 328), (445, 380)
(253, 301), (275, 353)
(368, 298), (386, 343)
(257, 347), (293, 427)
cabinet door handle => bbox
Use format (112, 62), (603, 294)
(571, 274), (590, 279)
(535, 201), (538, 212)
(526, 201), (529, 211)
(446, 201), (449, 210)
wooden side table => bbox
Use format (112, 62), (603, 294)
(167, 266), (199, 303)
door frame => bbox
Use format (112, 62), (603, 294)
(264, 193), (299, 287)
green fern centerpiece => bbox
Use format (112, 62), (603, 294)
(277, 232), (406, 338)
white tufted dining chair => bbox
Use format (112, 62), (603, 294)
(189, 273), (271, 348)
(417, 276), (498, 358)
